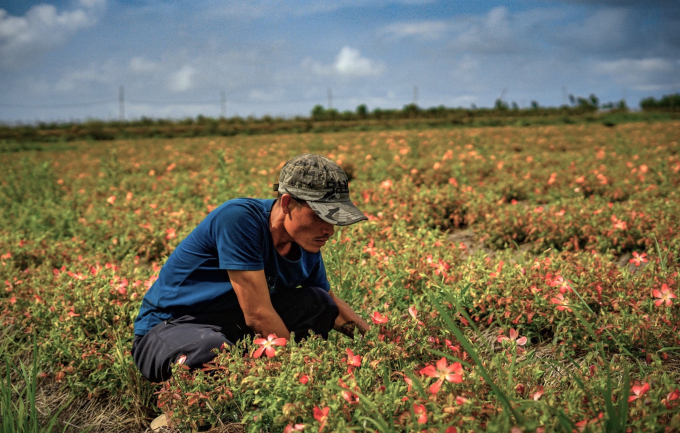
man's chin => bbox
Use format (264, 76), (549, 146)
(300, 243), (323, 254)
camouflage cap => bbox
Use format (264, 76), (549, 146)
(274, 154), (368, 226)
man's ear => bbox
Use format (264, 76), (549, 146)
(280, 194), (294, 215)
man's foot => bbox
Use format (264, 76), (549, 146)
(150, 414), (168, 431)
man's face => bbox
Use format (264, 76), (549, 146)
(284, 199), (335, 253)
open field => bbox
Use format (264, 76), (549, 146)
(1, 122), (679, 432)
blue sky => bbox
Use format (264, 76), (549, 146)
(1, 0), (679, 123)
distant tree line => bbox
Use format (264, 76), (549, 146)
(640, 93), (680, 112)
(1, 93), (678, 144)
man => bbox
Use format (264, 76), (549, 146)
(132, 154), (370, 385)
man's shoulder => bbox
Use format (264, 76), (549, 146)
(215, 197), (275, 213)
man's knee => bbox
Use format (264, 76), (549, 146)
(133, 319), (230, 383)
(296, 286), (339, 320)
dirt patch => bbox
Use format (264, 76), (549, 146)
(448, 228), (647, 273)
(447, 228), (495, 259)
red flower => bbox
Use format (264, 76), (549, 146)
(252, 334), (286, 358)
(313, 406), (330, 432)
(370, 311), (388, 324)
(628, 382), (650, 402)
(629, 252), (648, 267)
(497, 328), (528, 346)
(413, 403), (427, 424)
(345, 348), (362, 368)
(299, 374), (309, 385)
(550, 293), (572, 312)
(344, 348), (362, 374)
(420, 357), (463, 394)
(653, 284), (677, 307)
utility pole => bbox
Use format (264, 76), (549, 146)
(413, 85), (418, 105)
(327, 88), (333, 110)
(220, 90), (226, 118)
(119, 85), (124, 121)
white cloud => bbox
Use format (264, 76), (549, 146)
(54, 60), (118, 92)
(335, 47), (383, 76)
(304, 47), (384, 77)
(593, 58), (680, 90)
(550, 8), (631, 52)
(129, 57), (158, 74)
(0, 1), (104, 70)
(168, 65), (197, 92)
(447, 6), (522, 54)
(379, 20), (448, 40)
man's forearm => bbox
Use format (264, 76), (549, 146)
(329, 292), (370, 337)
(246, 309), (291, 340)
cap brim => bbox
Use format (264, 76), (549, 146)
(307, 200), (368, 226)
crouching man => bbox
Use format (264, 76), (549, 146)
(132, 153), (370, 385)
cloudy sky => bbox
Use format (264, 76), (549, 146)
(1, 0), (679, 123)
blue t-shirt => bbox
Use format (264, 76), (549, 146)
(133, 198), (330, 336)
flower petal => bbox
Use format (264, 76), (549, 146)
(253, 346), (265, 358)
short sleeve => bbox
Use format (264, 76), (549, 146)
(212, 202), (266, 271)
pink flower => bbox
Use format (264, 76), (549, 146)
(629, 252), (648, 267)
(345, 348), (362, 373)
(497, 328), (528, 346)
(284, 424), (305, 433)
(431, 259), (450, 276)
(548, 275), (573, 294)
(252, 334), (286, 358)
(532, 387), (544, 401)
(370, 311), (388, 324)
(408, 306), (424, 326)
(413, 403), (427, 424)
(665, 388), (680, 409)
(339, 379), (361, 405)
(550, 293), (572, 312)
(611, 216), (627, 230)
(653, 284), (677, 307)
(420, 357), (463, 394)
(106, 195), (116, 205)
(380, 179), (393, 189)
(628, 382), (650, 402)
(342, 388), (359, 404)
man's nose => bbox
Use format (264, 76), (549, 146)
(322, 222), (335, 236)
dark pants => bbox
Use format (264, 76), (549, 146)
(132, 286), (339, 383)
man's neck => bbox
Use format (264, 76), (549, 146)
(269, 201), (296, 258)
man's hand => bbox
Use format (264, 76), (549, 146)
(329, 291), (370, 338)
(228, 269), (290, 340)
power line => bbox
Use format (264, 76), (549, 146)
(0, 88), (489, 111)
(0, 100), (116, 108)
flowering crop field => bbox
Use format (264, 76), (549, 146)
(1, 121), (679, 432)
